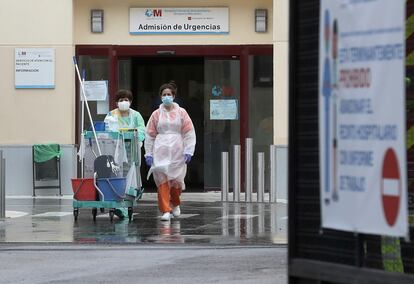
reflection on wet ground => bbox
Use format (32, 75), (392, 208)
(0, 198), (287, 245)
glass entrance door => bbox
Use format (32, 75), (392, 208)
(76, 46), (255, 192)
(204, 58), (240, 190)
(126, 57), (205, 191)
(118, 57), (240, 191)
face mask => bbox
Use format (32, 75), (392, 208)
(162, 95), (174, 106)
(118, 101), (130, 111)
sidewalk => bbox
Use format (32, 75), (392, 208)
(6, 191), (287, 203)
(0, 245), (287, 284)
(0, 194), (287, 245)
(0, 194), (287, 283)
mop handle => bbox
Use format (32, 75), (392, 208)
(81, 69), (86, 134)
(81, 70), (85, 178)
(73, 56), (102, 156)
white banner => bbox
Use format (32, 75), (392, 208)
(319, 0), (407, 237)
(15, 48), (55, 89)
(80, 81), (108, 101)
(130, 7), (229, 34)
(210, 99), (238, 120)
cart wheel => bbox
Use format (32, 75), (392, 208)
(109, 209), (114, 222)
(128, 207), (133, 222)
(92, 208), (97, 222)
(73, 209), (79, 221)
(100, 208), (105, 213)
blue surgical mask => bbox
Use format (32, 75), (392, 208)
(162, 95), (174, 106)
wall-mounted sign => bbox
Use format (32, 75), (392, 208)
(80, 81), (108, 101)
(130, 7), (229, 34)
(319, 0), (407, 237)
(210, 99), (238, 120)
(15, 48), (55, 89)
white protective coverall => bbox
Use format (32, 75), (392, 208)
(145, 102), (196, 191)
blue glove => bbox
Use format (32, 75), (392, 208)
(184, 154), (192, 164)
(145, 156), (153, 167)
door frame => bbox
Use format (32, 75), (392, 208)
(75, 44), (273, 190)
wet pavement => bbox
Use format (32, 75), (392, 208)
(0, 195), (287, 245)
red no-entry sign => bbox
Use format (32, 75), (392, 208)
(381, 148), (401, 226)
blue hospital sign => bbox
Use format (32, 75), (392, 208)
(318, 0), (408, 237)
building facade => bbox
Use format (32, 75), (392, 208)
(0, 0), (289, 195)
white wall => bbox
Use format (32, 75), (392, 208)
(273, 0), (289, 146)
(0, 0), (274, 146)
(272, 1), (289, 203)
(0, 0), (75, 145)
(74, 0), (273, 45)
(0, 0), (290, 196)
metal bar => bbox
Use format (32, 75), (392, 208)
(33, 186), (61, 189)
(234, 203), (240, 237)
(58, 154), (62, 196)
(276, 146), (288, 204)
(245, 138), (253, 202)
(258, 203), (265, 235)
(270, 145), (276, 203)
(246, 203), (253, 237)
(0, 151), (5, 219)
(32, 146), (36, 197)
(257, 152), (265, 202)
(222, 203), (229, 236)
(0, 151), (2, 218)
(221, 152), (229, 202)
(233, 145), (241, 202)
(2, 159), (4, 219)
(81, 72), (85, 178)
(289, 258), (414, 283)
(270, 203), (277, 234)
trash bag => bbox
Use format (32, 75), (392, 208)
(33, 144), (62, 163)
(77, 134), (85, 162)
(94, 155), (120, 178)
(114, 133), (128, 165)
(126, 165), (138, 195)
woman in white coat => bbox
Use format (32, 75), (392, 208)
(144, 82), (196, 221)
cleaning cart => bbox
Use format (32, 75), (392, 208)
(72, 130), (144, 222)
(71, 57), (144, 222)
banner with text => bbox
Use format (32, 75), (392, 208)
(319, 0), (407, 237)
(130, 7), (229, 34)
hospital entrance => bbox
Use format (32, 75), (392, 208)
(125, 56), (240, 191)
(77, 45), (272, 193)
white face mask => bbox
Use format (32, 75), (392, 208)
(118, 101), (130, 111)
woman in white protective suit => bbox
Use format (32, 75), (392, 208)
(144, 81), (196, 221)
